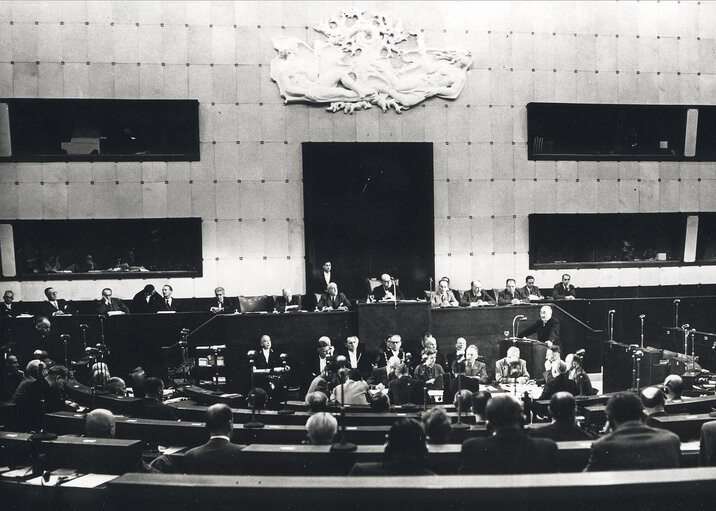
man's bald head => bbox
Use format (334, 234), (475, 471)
(641, 386), (665, 411)
(205, 403), (233, 436)
(86, 408), (115, 438)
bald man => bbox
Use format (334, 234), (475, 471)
(373, 274), (405, 301)
(85, 408), (116, 438)
(495, 347), (529, 384)
(318, 282), (351, 310)
(184, 404), (244, 474)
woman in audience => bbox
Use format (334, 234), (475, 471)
(566, 351), (595, 395)
(349, 418), (436, 475)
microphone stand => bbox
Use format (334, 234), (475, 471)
(608, 310), (615, 341)
(674, 299), (681, 328)
(682, 325), (690, 359)
(79, 323), (88, 350)
(452, 364), (469, 430)
(512, 315), (526, 340)
(639, 315), (646, 348)
(331, 355), (357, 452)
(277, 353), (294, 415)
(393, 279), (397, 310)
(30, 362), (58, 442)
(244, 351), (264, 429)
(60, 334), (70, 369)
(629, 345), (643, 392)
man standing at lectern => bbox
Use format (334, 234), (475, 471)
(518, 305), (560, 346)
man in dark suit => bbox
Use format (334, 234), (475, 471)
(318, 282), (351, 310)
(585, 392), (680, 471)
(537, 361), (578, 401)
(497, 279), (526, 305)
(305, 337), (334, 390)
(209, 287), (237, 313)
(699, 419), (716, 466)
(335, 336), (372, 374)
(41, 287), (71, 316)
(132, 284), (161, 314)
(520, 275), (544, 300)
(372, 273), (405, 301)
(255, 334), (279, 370)
(459, 394), (558, 474)
(552, 273), (576, 300)
(135, 377), (178, 421)
(275, 288), (302, 312)
(1, 290), (19, 317)
(313, 261), (333, 294)
(530, 392), (594, 442)
(184, 404), (244, 474)
(97, 288), (130, 314)
(11, 364), (76, 431)
(461, 280), (495, 306)
(446, 337), (467, 375)
(368, 355), (400, 387)
(388, 363), (423, 405)
(519, 305), (560, 346)
(640, 386), (668, 427)
(157, 284), (180, 312)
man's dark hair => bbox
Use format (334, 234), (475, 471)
(471, 391), (492, 416)
(47, 364), (69, 378)
(548, 345), (561, 355)
(486, 394), (523, 429)
(640, 386), (665, 409)
(454, 389), (473, 413)
(605, 392), (644, 425)
(549, 392), (576, 421)
(143, 284), (155, 293)
(385, 418), (428, 463)
(525, 275), (534, 282)
(248, 387), (268, 410)
(44, 287), (53, 296)
(307, 391), (328, 412)
(421, 407), (451, 444)
(370, 392), (390, 412)
(348, 368), (362, 381)
(505, 278), (515, 286)
(144, 377), (164, 398)
(205, 403), (233, 435)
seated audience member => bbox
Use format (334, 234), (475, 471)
(106, 376), (127, 397)
(419, 333), (446, 371)
(1, 290), (19, 317)
(567, 350), (594, 395)
(553, 274), (576, 300)
(699, 420), (716, 466)
(431, 278), (459, 308)
(89, 362), (110, 388)
(414, 351), (445, 390)
(318, 282), (351, 311)
(521, 275), (543, 300)
(24, 359), (43, 380)
(247, 387), (268, 411)
(372, 273), (405, 302)
(369, 355), (401, 387)
(2, 355), (24, 401)
(446, 337), (467, 375)
(158, 285), (180, 312)
(497, 279), (526, 306)
(24, 316), (56, 363)
(304, 412), (338, 445)
(11, 364), (76, 431)
(495, 347), (530, 384)
(461, 280), (494, 306)
(255, 334), (278, 370)
(518, 305), (560, 346)
(537, 360), (579, 401)
(330, 368), (369, 406)
(210, 287), (236, 313)
(663, 374), (684, 402)
(585, 392), (680, 471)
(452, 344), (488, 385)
(530, 392), (594, 442)
(388, 363), (422, 406)
(471, 391), (492, 425)
(307, 337), (333, 385)
(97, 287), (130, 315)
(275, 288), (301, 312)
(306, 391), (329, 412)
(305, 359), (340, 403)
(377, 334), (406, 367)
(459, 394), (558, 474)
(41, 287), (71, 316)
(539, 346), (561, 385)
(421, 407), (452, 444)
(453, 389), (473, 415)
(132, 284), (161, 314)
(85, 408), (116, 438)
(369, 392), (390, 413)
(184, 404), (244, 475)
(136, 377), (178, 421)
(640, 386), (667, 427)
(336, 336), (372, 374)
(350, 418), (436, 475)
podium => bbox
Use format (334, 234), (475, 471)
(357, 301), (431, 352)
(497, 337), (548, 380)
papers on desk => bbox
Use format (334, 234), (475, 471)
(107, 311), (125, 316)
(157, 446), (185, 455)
(157, 310), (176, 314)
(1, 467), (33, 478)
(62, 473), (118, 488)
(26, 472), (80, 486)
(16, 314), (33, 318)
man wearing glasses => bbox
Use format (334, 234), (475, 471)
(373, 273), (405, 301)
(552, 274), (576, 300)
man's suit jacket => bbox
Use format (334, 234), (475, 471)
(97, 297), (130, 315)
(497, 289), (526, 305)
(537, 373), (579, 401)
(699, 419), (716, 466)
(0, 302), (19, 317)
(330, 379), (370, 406)
(318, 292), (351, 310)
(41, 299), (70, 317)
(495, 358), (530, 383)
(461, 289), (494, 306)
(519, 317), (560, 345)
(132, 291), (161, 314)
(368, 366), (395, 387)
(335, 345), (373, 374)
(313, 272), (333, 294)
(11, 377), (74, 431)
(585, 421), (680, 471)
(459, 429), (558, 474)
(275, 294), (302, 312)
(520, 285), (543, 299)
(210, 296), (238, 313)
(552, 283), (576, 300)
(529, 420), (595, 442)
(446, 351), (465, 375)
(388, 376), (423, 405)
(373, 285), (405, 301)
(157, 297), (181, 312)
(136, 398), (178, 421)
(453, 360), (488, 383)
(183, 437), (244, 475)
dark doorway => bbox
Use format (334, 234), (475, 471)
(303, 142), (434, 299)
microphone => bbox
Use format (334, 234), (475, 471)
(639, 314), (645, 319)
(681, 324), (690, 330)
(247, 350), (257, 358)
(79, 324), (88, 330)
(60, 334), (70, 341)
(608, 310), (615, 314)
(674, 299), (681, 303)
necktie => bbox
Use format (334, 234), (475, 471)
(165, 298), (170, 308)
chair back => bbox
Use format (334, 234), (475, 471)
(239, 295), (275, 313)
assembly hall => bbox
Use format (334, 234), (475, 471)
(2, 1), (716, 509)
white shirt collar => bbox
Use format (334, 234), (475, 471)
(210, 435), (231, 441)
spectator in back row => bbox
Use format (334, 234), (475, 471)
(553, 274), (576, 300)
(585, 392), (680, 471)
(97, 287), (130, 315)
(471, 391), (492, 425)
(530, 392), (594, 442)
(184, 404), (244, 474)
(305, 412), (337, 445)
(1, 290), (18, 317)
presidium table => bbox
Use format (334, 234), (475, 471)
(0, 301), (600, 394)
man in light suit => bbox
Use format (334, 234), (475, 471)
(585, 392), (680, 471)
(184, 404), (244, 474)
(97, 288), (130, 314)
(318, 282), (351, 310)
(330, 368), (370, 406)
(495, 346), (529, 384)
(552, 274), (576, 300)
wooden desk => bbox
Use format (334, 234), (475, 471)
(651, 413), (716, 441)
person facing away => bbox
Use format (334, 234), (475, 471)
(183, 403), (244, 474)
